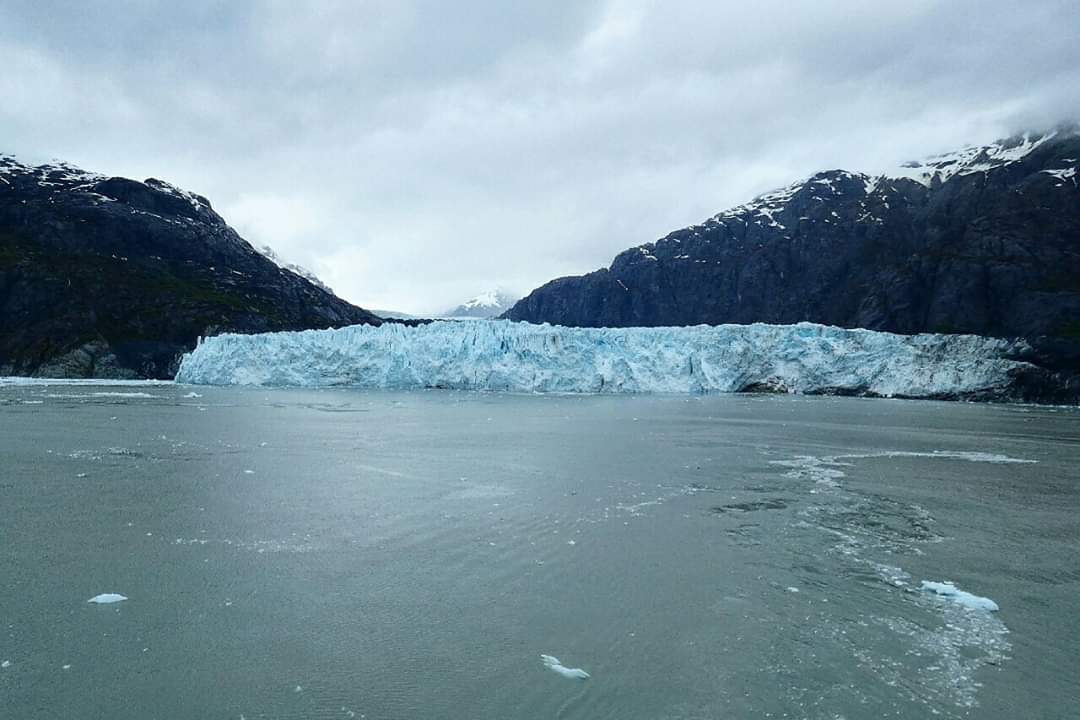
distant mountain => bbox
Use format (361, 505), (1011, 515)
(0, 154), (381, 378)
(444, 289), (519, 318)
(371, 309), (421, 320)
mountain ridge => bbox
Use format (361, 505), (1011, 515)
(503, 129), (1080, 338)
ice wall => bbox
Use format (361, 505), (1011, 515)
(175, 320), (1027, 397)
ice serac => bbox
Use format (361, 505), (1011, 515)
(176, 320), (1028, 398)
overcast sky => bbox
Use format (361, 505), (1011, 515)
(2, 1), (1078, 313)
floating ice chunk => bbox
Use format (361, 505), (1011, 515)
(90, 392), (155, 398)
(541, 654), (590, 679)
(0, 378), (171, 388)
(183, 391), (203, 398)
(243, 469), (255, 475)
(921, 581), (999, 611)
(854, 450), (1036, 465)
(87, 593), (128, 604)
(1, 660), (10, 668)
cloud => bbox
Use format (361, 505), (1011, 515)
(2, 0), (1078, 313)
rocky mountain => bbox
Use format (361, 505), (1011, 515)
(502, 130), (1080, 399)
(444, 289), (519, 318)
(0, 155), (381, 379)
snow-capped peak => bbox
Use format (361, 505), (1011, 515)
(443, 289), (519, 318)
(461, 289), (505, 310)
(884, 131), (1059, 187)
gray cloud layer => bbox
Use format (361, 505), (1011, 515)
(3, 1), (1078, 313)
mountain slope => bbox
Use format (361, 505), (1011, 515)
(503, 131), (1080, 347)
(254, 244), (334, 294)
(0, 155), (381, 378)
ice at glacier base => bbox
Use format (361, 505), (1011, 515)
(174, 320), (1028, 397)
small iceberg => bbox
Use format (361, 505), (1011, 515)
(921, 581), (999, 611)
(541, 654), (590, 679)
(88, 593), (128, 604)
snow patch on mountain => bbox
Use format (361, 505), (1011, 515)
(1042, 166), (1078, 184)
(0, 154), (212, 215)
(0, 154), (104, 190)
(177, 320), (1027, 397)
(144, 178), (208, 212)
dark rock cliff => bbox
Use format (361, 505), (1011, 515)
(0, 156), (381, 378)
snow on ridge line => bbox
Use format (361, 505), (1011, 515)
(176, 320), (1026, 396)
(887, 131), (1060, 187)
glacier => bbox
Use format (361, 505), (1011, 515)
(175, 320), (1028, 397)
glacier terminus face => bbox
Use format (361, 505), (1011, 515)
(175, 320), (1028, 398)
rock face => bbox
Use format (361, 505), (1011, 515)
(0, 155), (381, 378)
(502, 131), (1080, 399)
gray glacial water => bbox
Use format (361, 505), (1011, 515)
(1, 383), (1078, 719)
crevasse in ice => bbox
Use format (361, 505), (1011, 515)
(175, 320), (1027, 396)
